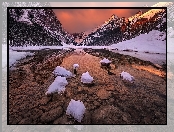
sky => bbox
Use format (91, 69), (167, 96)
(50, 2), (158, 33)
(53, 8), (152, 33)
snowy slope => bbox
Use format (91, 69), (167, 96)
(110, 30), (166, 54)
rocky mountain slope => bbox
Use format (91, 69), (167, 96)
(77, 7), (168, 46)
(8, 9), (75, 46)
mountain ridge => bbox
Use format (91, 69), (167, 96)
(9, 9), (75, 47)
(8, 2), (172, 47)
(77, 6), (167, 46)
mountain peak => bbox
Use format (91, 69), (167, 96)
(110, 14), (119, 20)
(111, 14), (116, 18)
(104, 14), (119, 24)
(128, 10), (142, 21)
(136, 10), (143, 15)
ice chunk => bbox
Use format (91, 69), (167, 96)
(45, 76), (68, 95)
(73, 64), (79, 69)
(120, 71), (135, 82)
(100, 58), (111, 64)
(66, 99), (86, 122)
(54, 76), (68, 86)
(53, 66), (72, 78)
(81, 71), (94, 84)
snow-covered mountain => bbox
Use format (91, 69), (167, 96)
(78, 14), (123, 46)
(72, 15), (120, 44)
(8, 2), (172, 47)
(8, 9), (75, 46)
(72, 25), (102, 44)
(77, 3), (171, 46)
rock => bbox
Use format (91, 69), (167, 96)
(83, 110), (92, 124)
(92, 105), (127, 124)
(40, 106), (63, 123)
(106, 85), (115, 91)
(109, 98), (115, 104)
(96, 89), (111, 99)
(122, 115), (129, 122)
(52, 94), (64, 102)
(144, 116), (151, 124)
(77, 86), (83, 93)
(53, 115), (74, 124)
(19, 118), (32, 124)
(65, 89), (73, 97)
(40, 96), (52, 105)
(87, 89), (94, 95)
(154, 64), (162, 69)
(9, 115), (23, 124)
(22, 109), (43, 123)
(84, 94), (88, 98)
(88, 104), (97, 111)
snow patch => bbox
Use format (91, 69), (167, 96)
(18, 9), (32, 24)
(73, 64), (79, 69)
(45, 76), (68, 95)
(120, 71), (135, 82)
(81, 71), (94, 84)
(93, 34), (101, 37)
(9, 49), (34, 68)
(66, 99), (86, 122)
(53, 66), (72, 78)
(100, 58), (111, 64)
